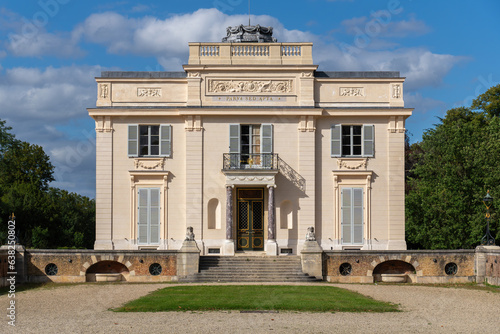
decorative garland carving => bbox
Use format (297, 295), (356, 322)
(208, 79), (293, 94)
(337, 159), (367, 170)
(134, 159), (165, 170)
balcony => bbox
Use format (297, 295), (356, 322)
(223, 153), (278, 170)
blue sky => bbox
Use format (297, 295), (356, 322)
(1, 0), (499, 198)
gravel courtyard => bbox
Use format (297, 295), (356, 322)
(1, 282), (499, 333)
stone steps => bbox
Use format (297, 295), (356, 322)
(179, 256), (322, 283)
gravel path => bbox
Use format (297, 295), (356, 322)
(1, 282), (499, 333)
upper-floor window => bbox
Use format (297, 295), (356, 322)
(331, 124), (374, 157)
(229, 123), (273, 168)
(128, 124), (171, 157)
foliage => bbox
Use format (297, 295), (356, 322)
(406, 89), (500, 249)
(0, 119), (95, 248)
(115, 285), (399, 313)
(471, 83), (500, 118)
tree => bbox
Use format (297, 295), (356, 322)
(406, 93), (500, 249)
(0, 119), (95, 248)
(471, 83), (500, 118)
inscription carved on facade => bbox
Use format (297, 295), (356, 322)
(392, 84), (401, 98)
(340, 87), (364, 97)
(137, 88), (162, 97)
(208, 79), (293, 94)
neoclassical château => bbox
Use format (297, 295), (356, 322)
(88, 25), (412, 255)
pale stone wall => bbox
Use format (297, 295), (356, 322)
(89, 40), (412, 253)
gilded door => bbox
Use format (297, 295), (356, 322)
(237, 189), (264, 250)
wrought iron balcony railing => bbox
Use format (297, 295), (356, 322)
(223, 153), (278, 170)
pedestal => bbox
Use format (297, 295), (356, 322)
(266, 240), (278, 256)
(300, 240), (323, 279)
(177, 240), (200, 278)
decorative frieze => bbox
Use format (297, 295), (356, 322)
(208, 79), (293, 94)
(137, 88), (162, 97)
(340, 87), (364, 97)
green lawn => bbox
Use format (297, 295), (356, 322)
(114, 285), (399, 313)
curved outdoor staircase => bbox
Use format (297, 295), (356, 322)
(179, 256), (322, 283)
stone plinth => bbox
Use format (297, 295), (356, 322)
(177, 240), (201, 278)
(300, 240), (323, 279)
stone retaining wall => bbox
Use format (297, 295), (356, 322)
(26, 250), (178, 283)
(1, 246), (499, 286)
(323, 250), (476, 284)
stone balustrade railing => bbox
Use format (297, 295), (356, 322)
(188, 42), (313, 65)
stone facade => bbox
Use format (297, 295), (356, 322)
(88, 28), (412, 255)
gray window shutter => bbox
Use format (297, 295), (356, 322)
(353, 188), (364, 244)
(160, 125), (171, 157)
(149, 188), (160, 244)
(138, 188), (148, 244)
(331, 124), (341, 157)
(341, 188), (351, 244)
(128, 124), (139, 157)
(363, 125), (374, 157)
(229, 124), (240, 153)
(261, 124), (273, 154)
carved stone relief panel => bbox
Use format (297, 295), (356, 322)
(137, 88), (162, 97)
(392, 84), (401, 98)
(339, 87), (365, 97)
(134, 158), (165, 170)
(207, 79), (294, 95)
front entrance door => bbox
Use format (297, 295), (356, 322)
(237, 188), (264, 250)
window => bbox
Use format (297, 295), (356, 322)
(229, 124), (273, 168)
(138, 188), (160, 245)
(331, 124), (374, 157)
(128, 124), (171, 157)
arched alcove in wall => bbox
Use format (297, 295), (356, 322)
(86, 261), (130, 282)
(208, 198), (221, 229)
(279, 200), (293, 229)
(373, 260), (415, 275)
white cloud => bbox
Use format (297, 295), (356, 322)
(0, 65), (103, 197)
(73, 9), (317, 69)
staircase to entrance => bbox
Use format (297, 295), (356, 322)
(179, 256), (322, 282)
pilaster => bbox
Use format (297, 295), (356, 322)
(387, 116), (406, 249)
(297, 117), (316, 252)
(94, 116), (114, 250)
(185, 116), (204, 251)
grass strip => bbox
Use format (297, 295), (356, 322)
(114, 285), (399, 313)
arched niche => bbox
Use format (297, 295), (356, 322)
(86, 261), (129, 282)
(279, 200), (293, 229)
(208, 198), (221, 230)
